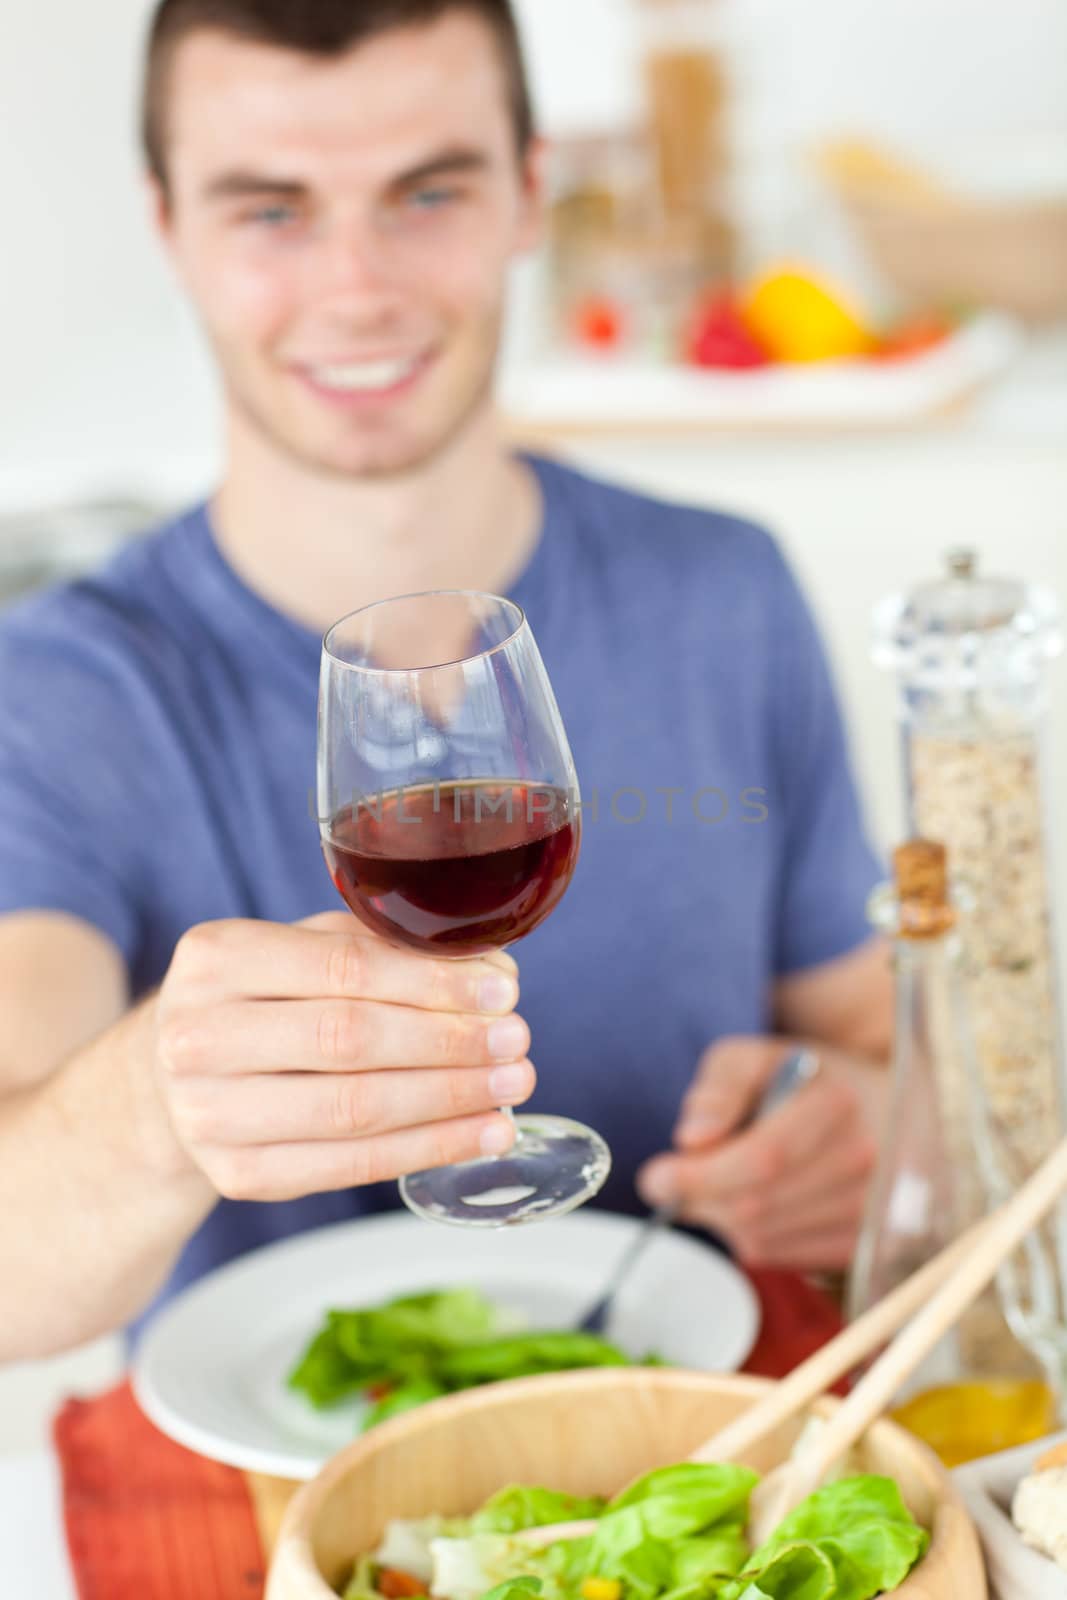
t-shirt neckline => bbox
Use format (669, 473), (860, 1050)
(175, 451), (561, 672)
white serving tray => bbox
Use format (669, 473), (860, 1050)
(955, 1432), (1067, 1600)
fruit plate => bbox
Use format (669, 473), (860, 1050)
(501, 313), (1022, 433)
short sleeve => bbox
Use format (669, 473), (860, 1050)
(763, 542), (884, 976)
(0, 594), (151, 968)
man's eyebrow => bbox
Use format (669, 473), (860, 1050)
(201, 148), (490, 205)
(202, 172), (308, 202)
(390, 148), (490, 189)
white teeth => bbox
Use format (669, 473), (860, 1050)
(310, 357), (418, 392)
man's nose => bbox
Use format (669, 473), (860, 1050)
(313, 218), (403, 309)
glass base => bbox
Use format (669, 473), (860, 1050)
(399, 1115), (611, 1228)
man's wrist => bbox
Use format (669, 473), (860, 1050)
(119, 994), (210, 1190)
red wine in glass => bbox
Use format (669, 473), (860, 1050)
(318, 588), (610, 1227)
(323, 781), (580, 957)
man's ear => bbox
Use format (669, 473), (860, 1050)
(145, 172), (192, 290)
(513, 136), (548, 256)
(145, 172), (175, 252)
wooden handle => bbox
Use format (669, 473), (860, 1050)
(689, 1221), (985, 1466)
(763, 1131), (1067, 1524)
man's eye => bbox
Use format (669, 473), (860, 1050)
(406, 186), (459, 212)
(246, 204), (298, 227)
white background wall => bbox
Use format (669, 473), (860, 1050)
(2, 0), (1066, 505)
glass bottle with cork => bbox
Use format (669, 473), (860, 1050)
(849, 838), (1058, 1465)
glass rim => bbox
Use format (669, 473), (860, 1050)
(321, 589), (527, 676)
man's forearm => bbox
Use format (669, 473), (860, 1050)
(0, 997), (215, 1360)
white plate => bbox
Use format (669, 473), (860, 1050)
(132, 1210), (759, 1480)
(955, 1432), (1067, 1600)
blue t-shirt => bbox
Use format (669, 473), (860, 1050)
(0, 455), (881, 1337)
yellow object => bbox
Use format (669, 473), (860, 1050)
(580, 1581), (622, 1600)
(742, 268), (875, 363)
(890, 1380), (1057, 1468)
(815, 138), (955, 207)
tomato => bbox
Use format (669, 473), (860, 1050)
(378, 1569), (429, 1597)
(571, 296), (626, 351)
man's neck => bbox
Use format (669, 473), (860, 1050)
(210, 406), (542, 635)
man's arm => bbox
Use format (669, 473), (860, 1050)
(0, 910), (534, 1362)
(773, 934), (893, 1064)
(0, 913), (216, 1358)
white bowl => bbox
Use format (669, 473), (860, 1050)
(955, 1432), (1067, 1600)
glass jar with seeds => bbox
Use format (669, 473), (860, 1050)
(874, 548), (1067, 1383)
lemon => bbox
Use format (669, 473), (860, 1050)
(742, 268), (874, 363)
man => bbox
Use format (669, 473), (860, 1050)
(0, 0), (890, 1363)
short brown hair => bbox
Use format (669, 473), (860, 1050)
(142, 0), (535, 190)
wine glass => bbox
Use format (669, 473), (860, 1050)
(317, 590), (611, 1227)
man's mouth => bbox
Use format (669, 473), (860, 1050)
(298, 354), (427, 398)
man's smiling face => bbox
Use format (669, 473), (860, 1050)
(155, 13), (541, 478)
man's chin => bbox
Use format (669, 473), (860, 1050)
(297, 429), (457, 482)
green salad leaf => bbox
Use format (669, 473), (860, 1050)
(289, 1289), (657, 1430)
(479, 1581), (544, 1600)
(341, 1554), (382, 1600)
(668, 1527), (752, 1588)
(608, 1465), (759, 1538)
(734, 1476), (929, 1600)
(363, 1376), (450, 1430)
(438, 1333), (630, 1386)
(403, 1465), (930, 1600)
(732, 1543), (838, 1600)
(472, 1487), (608, 1535)
(579, 1466), (758, 1600)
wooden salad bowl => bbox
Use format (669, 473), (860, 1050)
(266, 1367), (986, 1600)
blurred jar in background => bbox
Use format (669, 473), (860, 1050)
(637, 0), (730, 222)
(547, 0), (737, 358)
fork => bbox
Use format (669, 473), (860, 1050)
(576, 1047), (821, 1335)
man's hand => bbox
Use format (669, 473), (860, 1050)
(154, 912), (533, 1202)
(636, 1036), (886, 1271)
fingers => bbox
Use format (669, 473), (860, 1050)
(673, 1037), (793, 1148)
(167, 1059), (537, 1147)
(170, 918), (519, 1011)
(715, 1167), (870, 1263)
(663, 1069), (858, 1203)
(196, 1111), (520, 1203)
(639, 1142), (868, 1269)
(160, 998), (531, 1077)
(156, 916), (530, 1207)
(298, 912), (519, 975)
(637, 1051), (879, 1272)
(739, 1226), (862, 1272)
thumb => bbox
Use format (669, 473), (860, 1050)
(675, 1036), (792, 1150)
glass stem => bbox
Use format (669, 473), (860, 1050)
(499, 1104), (527, 1150)
(496, 945), (524, 1149)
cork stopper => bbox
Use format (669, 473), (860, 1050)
(893, 839), (956, 938)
